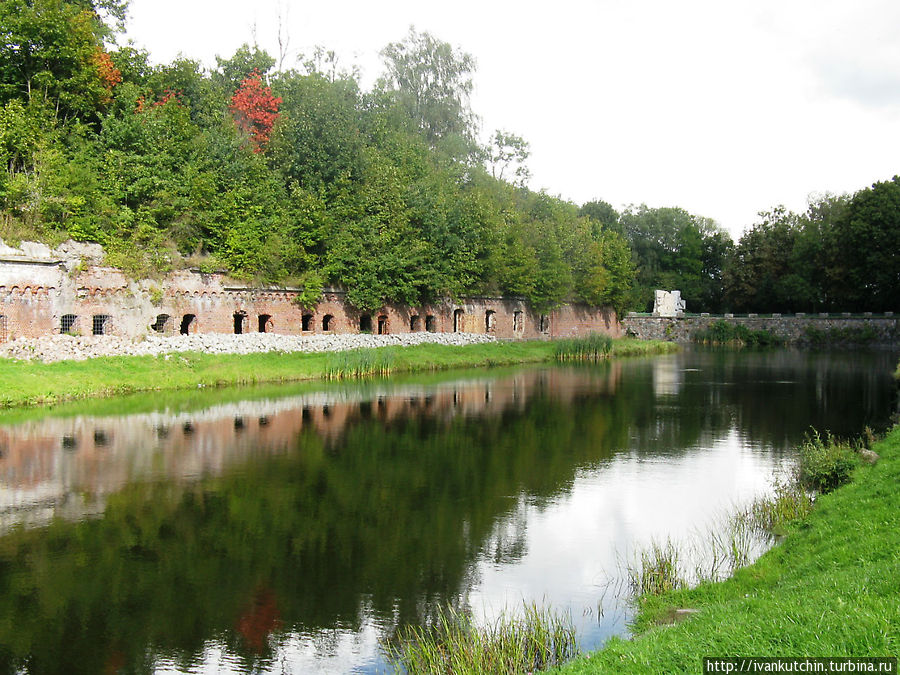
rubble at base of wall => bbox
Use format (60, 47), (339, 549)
(0, 332), (499, 363)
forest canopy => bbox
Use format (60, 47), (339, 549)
(0, 1), (896, 314)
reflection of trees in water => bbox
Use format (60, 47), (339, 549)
(624, 350), (898, 455)
(0, 351), (894, 673)
(0, 371), (633, 674)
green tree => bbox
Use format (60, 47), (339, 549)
(487, 130), (530, 187)
(214, 44), (276, 93)
(830, 177), (900, 311)
(378, 27), (477, 153)
(722, 206), (801, 313)
(0, 0), (119, 123)
(579, 199), (620, 236)
(619, 205), (727, 312)
(269, 72), (364, 190)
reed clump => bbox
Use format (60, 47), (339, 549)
(624, 518), (762, 602)
(554, 333), (613, 362)
(323, 348), (396, 379)
(626, 539), (683, 597)
(387, 603), (578, 675)
(746, 478), (814, 536)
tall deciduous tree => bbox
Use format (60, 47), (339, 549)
(230, 71), (281, 153)
(488, 130), (530, 187)
(579, 200), (620, 236)
(722, 206), (801, 313)
(619, 205), (730, 312)
(830, 177), (900, 311)
(0, 0), (120, 122)
(378, 27), (477, 152)
(215, 44), (275, 93)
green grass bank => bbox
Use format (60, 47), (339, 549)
(0, 338), (676, 409)
(553, 425), (900, 674)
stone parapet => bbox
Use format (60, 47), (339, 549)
(622, 314), (900, 345)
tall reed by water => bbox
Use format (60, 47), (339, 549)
(746, 478), (814, 536)
(554, 334), (613, 362)
(626, 539), (683, 597)
(387, 603), (578, 675)
(323, 348), (396, 379)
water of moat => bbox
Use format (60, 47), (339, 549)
(0, 347), (897, 674)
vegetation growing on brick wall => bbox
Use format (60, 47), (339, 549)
(802, 323), (879, 346)
(692, 320), (783, 346)
(5, 4), (899, 319)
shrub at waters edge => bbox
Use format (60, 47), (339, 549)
(746, 476), (814, 537)
(386, 603), (578, 675)
(796, 429), (863, 493)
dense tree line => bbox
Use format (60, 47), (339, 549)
(1, 1), (895, 315)
(0, 2), (633, 314)
(721, 187), (900, 313)
(580, 187), (898, 315)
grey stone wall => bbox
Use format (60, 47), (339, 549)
(622, 314), (900, 346)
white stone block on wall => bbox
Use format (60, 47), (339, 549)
(653, 290), (685, 317)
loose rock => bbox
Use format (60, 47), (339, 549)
(0, 332), (498, 363)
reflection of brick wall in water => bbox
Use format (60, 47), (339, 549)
(0, 258), (623, 341)
(0, 367), (622, 530)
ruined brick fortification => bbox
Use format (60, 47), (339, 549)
(0, 242), (623, 342)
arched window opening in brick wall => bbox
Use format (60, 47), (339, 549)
(92, 315), (111, 335)
(180, 314), (196, 335)
(152, 314), (171, 333)
(234, 312), (247, 334)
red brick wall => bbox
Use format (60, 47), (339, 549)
(0, 263), (623, 340)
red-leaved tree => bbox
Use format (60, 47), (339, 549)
(230, 70), (282, 153)
(91, 48), (122, 105)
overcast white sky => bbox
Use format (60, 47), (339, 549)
(123, 0), (900, 240)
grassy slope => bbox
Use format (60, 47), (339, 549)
(555, 427), (900, 674)
(0, 338), (676, 408)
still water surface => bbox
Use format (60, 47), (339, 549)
(0, 348), (896, 673)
